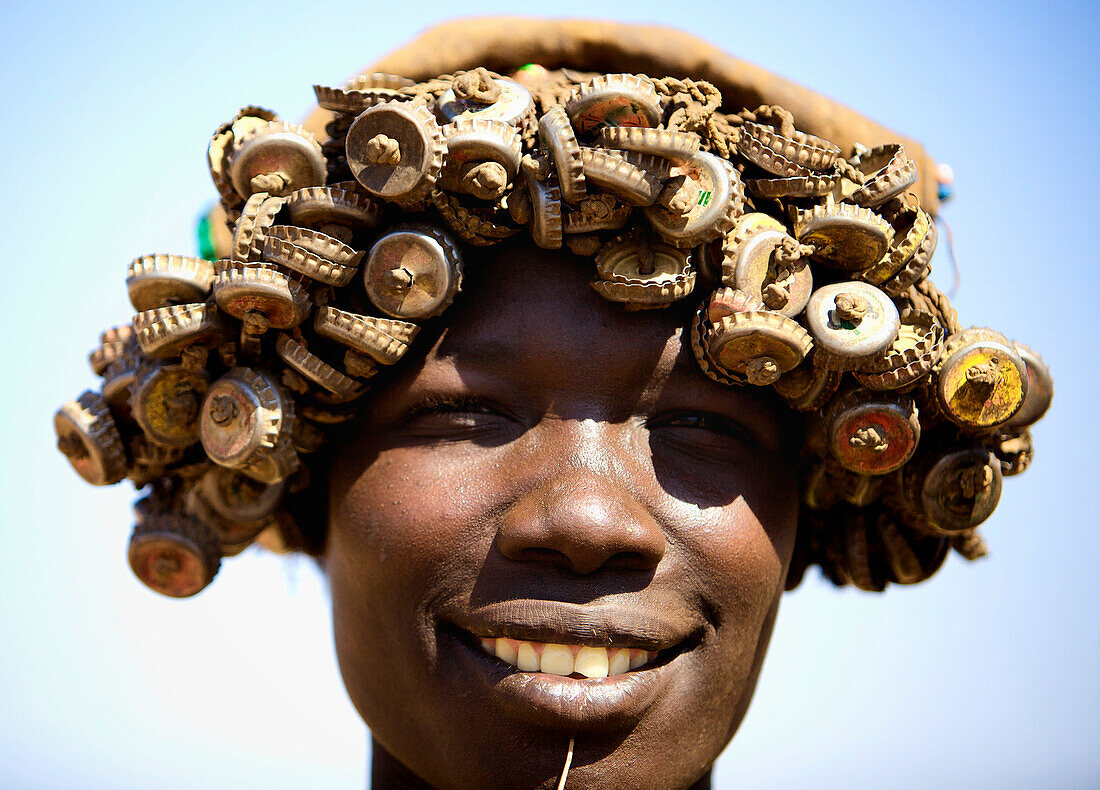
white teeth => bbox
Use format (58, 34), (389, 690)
(540, 644), (575, 676)
(495, 638), (519, 666)
(608, 648), (630, 676)
(516, 641), (540, 672)
(478, 637), (660, 676)
(574, 646), (609, 678)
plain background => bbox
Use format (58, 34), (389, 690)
(2, 1), (1097, 788)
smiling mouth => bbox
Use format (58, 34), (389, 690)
(475, 635), (660, 678)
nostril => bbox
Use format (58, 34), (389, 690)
(495, 471), (666, 575)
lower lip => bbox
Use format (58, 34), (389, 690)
(449, 631), (679, 730)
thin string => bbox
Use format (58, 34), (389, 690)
(556, 737), (575, 790)
(935, 213), (961, 299)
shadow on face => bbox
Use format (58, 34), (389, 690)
(324, 237), (801, 790)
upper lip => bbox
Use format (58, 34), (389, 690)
(445, 600), (698, 651)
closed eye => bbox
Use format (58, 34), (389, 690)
(402, 394), (519, 444)
(646, 411), (763, 460)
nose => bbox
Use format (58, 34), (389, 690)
(495, 452), (666, 575)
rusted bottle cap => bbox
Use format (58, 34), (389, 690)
(881, 220), (938, 298)
(739, 119), (841, 173)
(313, 306), (418, 365)
(875, 514), (949, 585)
(702, 287), (766, 323)
(130, 362), (210, 449)
(231, 192), (287, 262)
(935, 327), (1028, 430)
(592, 233), (695, 308)
(794, 202), (894, 271)
(1004, 342), (1053, 429)
(644, 151), (744, 248)
(208, 107), (278, 206)
(199, 367), (299, 484)
(275, 334), (364, 402)
(88, 325), (135, 376)
(187, 465), (285, 544)
(436, 74), (534, 126)
(133, 302), (225, 359)
(431, 189), (521, 246)
(54, 391), (128, 486)
(992, 428), (1033, 477)
(522, 170), (564, 250)
(260, 232), (358, 287)
(538, 106), (586, 204)
(126, 435), (186, 488)
(213, 261), (312, 329)
(854, 309), (944, 391)
(229, 121), (326, 199)
(805, 282), (900, 368)
(825, 389), (921, 475)
(565, 74), (661, 136)
(362, 225), (463, 319)
(724, 230), (812, 318)
(284, 184), (382, 229)
(747, 170), (839, 199)
(772, 358), (842, 412)
(580, 148), (666, 207)
(595, 233), (690, 283)
(691, 308), (744, 386)
(704, 310), (812, 385)
(920, 447), (1003, 532)
(346, 102), (444, 204)
(842, 144), (918, 208)
(127, 255), (216, 312)
(597, 126), (701, 163)
(313, 73), (413, 113)
(440, 117), (523, 201)
(101, 345), (142, 414)
(843, 514), (889, 592)
(859, 200), (933, 286)
(128, 513), (221, 598)
(562, 193), (632, 234)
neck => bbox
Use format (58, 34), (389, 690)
(369, 738), (714, 790)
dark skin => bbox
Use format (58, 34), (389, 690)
(326, 239), (800, 789)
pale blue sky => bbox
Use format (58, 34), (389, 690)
(2, 1), (1097, 788)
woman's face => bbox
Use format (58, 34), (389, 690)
(326, 240), (800, 790)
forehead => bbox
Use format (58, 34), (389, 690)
(428, 240), (694, 404)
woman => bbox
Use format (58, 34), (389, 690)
(53, 18), (1051, 789)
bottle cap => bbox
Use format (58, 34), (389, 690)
(54, 391), (128, 486)
(565, 74), (661, 136)
(920, 447), (1003, 532)
(825, 389), (921, 475)
(1004, 342), (1053, 428)
(229, 121), (326, 199)
(704, 310), (812, 385)
(313, 306), (418, 365)
(436, 75), (534, 126)
(538, 106), (586, 204)
(935, 327), (1028, 429)
(843, 144), (918, 208)
(346, 102), (444, 203)
(362, 225), (463, 319)
(643, 151), (744, 247)
(213, 261), (312, 329)
(794, 202), (894, 271)
(127, 255), (216, 312)
(128, 513), (221, 598)
(199, 367), (299, 484)
(130, 362), (210, 449)
(805, 282), (900, 367)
